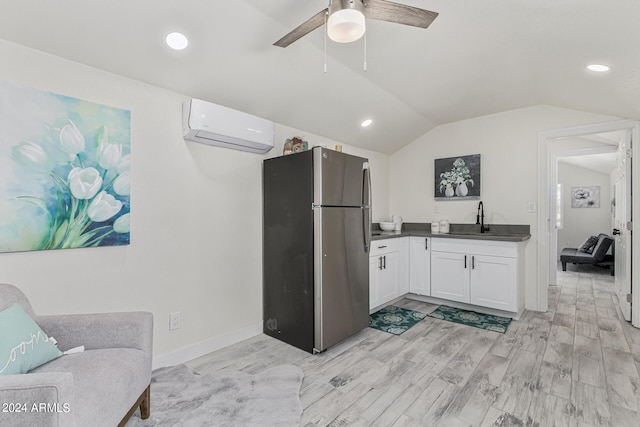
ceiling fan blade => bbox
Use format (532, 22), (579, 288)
(273, 9), (327, 48)
(363, 0), (438, 29)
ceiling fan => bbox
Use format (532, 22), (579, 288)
(274, 0), (438, 48)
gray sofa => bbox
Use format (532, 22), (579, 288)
(560, 233), (614, 275)
(0, 283), (153, 427)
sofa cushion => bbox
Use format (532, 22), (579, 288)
(31, 348), (148, 427)
(592, 234), (614, 262)
(560, 248), (596, 263)
(578, 235), (599, 253)
(0, 303), (62, 376)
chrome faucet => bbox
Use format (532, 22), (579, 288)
(476, 201), (489, 233)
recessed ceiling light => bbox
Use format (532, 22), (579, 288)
(361, 119), (373, 127)
(165, 32), (189, 50)
(586, 64), (610, 72)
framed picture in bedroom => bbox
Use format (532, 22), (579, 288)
(571, 186), (600, 208)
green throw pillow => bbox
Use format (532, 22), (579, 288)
(0, 303), (62, 375)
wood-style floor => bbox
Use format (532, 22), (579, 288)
(186, 266), (640, 426)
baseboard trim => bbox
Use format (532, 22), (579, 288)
(405, 293), (522, 320)
(152, 321), (262, 369)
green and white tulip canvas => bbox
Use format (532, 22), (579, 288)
(0, 80), (131, 252)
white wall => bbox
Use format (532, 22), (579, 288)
(0, 40), (389, 364)
(390, 106), (619, 310)
(557, 162), (612, 256)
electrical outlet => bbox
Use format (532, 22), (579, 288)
(169, 312), (181, 330)
(433, 203), (439, 213)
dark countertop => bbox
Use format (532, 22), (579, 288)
(372, 223), (531, 243)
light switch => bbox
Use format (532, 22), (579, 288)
(527, 202), (536, 213)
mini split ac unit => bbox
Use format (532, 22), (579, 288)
(182, 99), (275, 154)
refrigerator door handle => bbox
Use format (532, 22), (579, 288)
(362, 162), (371, 207)
(362, 163), (372, 253)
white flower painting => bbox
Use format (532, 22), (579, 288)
(0, 81), (131, 252)
(571, 186), (600, 208)
(434, 154), (481, 200)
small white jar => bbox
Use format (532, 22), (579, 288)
(431, 221), (440, 233)
(439, 219), (450, 234)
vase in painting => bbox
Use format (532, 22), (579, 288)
(456, 182), (469, 197)
(445, 184), (455, 197)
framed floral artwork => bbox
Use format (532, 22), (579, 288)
(0, 81), (131, 253)
(434, 154), (481, 200)
(571, 186), (600, 208)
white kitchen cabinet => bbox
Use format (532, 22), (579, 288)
(378, 251), (400, 303)
(430, 238), (523, 313)
(430, 250), (468, 302)
(369, 256), (381, 309)
(469, 255), (517, 311)
(409, 237), (431, 296)
(369, 237), (409, 310)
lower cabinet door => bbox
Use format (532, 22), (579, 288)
(409, 237), (430, 296)
(470, 254), (517, 311)
(378, 251), (400, 305)
(431, 251), (469, 303)
(369, 256), (380, 310)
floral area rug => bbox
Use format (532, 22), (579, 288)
(369, 305), (427, 335)
(427, 305), (512, 333)
(127, 363), (303, 427)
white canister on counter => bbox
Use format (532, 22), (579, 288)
(392, 215), (403, 231)
(439, 219), (450, 234)
(431, 221), (440, 233)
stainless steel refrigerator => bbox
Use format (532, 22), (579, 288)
(263, 147), (371, 353)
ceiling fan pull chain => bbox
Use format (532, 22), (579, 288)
(324, 10), (328, 73)
(363, 31), (367, 71)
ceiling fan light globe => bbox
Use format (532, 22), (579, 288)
(327, 9), (366, 43)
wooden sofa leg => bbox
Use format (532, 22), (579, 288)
(117, 385), (151, 427)
(140, 385), (151, 419)
(561, 261), (567, 271)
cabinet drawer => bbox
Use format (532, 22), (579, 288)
(370, 238), (404, 257)
(431, 238), (517, 258)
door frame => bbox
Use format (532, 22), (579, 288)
(537, 119), (640, 327)
(549, 144), (618, 287)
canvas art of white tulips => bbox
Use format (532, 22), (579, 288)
(0, 81), (130, 252)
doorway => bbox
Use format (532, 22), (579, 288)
(537, 120), (640, 327)
(551, 143), (618, 287)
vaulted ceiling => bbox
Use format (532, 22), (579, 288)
(0, 0), (638, 154)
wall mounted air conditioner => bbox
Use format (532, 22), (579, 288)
(182, 99), (275, 154)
